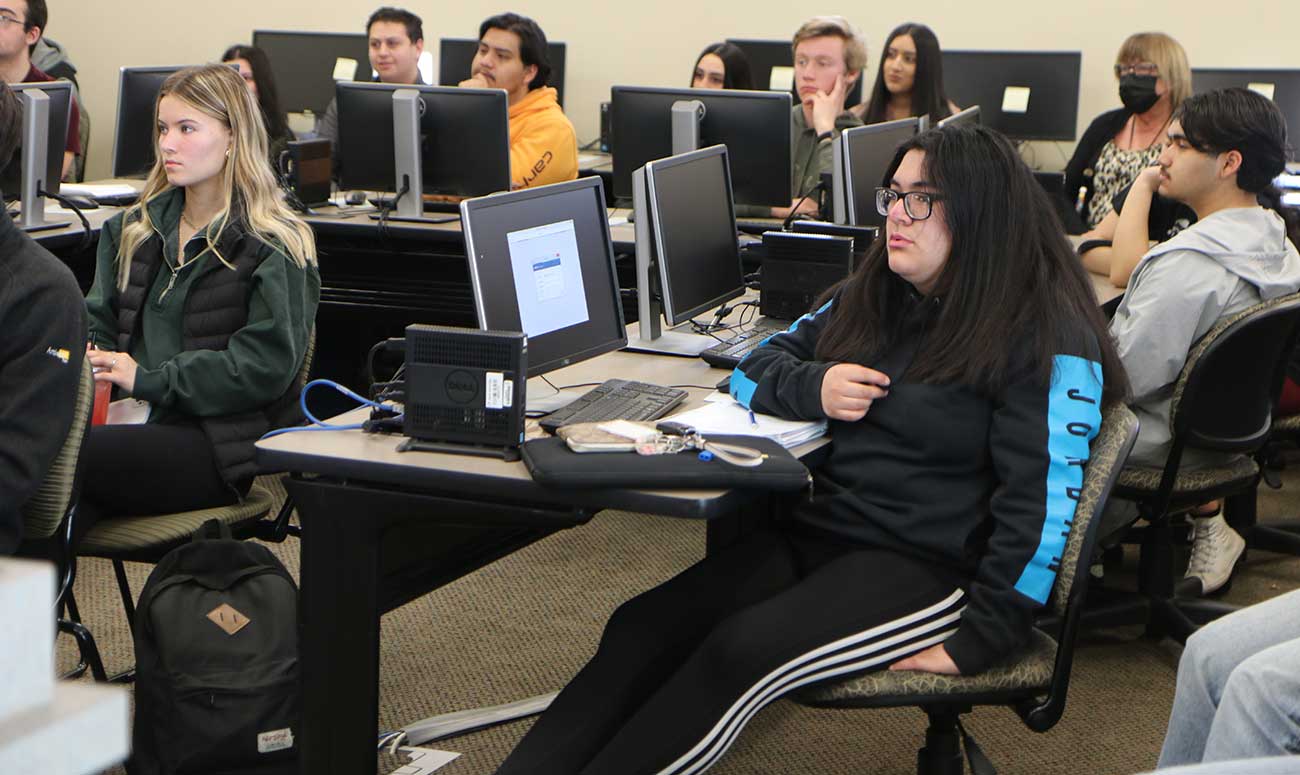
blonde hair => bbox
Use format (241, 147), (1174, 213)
(1116, 32), (1192, 111)
(792, 16), (868, 75)
(115, 64), (316, 290)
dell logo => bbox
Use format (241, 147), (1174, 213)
(445, 370), (479, 404)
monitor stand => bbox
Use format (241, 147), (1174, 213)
(525, 382), (586, 415)
(623, 324), (714, 357)
(367, 88), (460, 226)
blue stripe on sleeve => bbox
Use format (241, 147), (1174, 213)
(1014, 355), (1104, 604)
(729, 300), (833, 408)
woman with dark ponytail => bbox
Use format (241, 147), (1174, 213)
(1109, 87), (1300, 596)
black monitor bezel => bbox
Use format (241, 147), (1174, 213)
(461, 176), (628, 377)
(334, 81), (511, 198)
(842, 117), (919, 227)
(609, 84), (793, 206)
(251, 29), (372, 115)
(112, 65), (184, 179)
(644, 145), (745, 326)
(1191, 68), (1300, 139)
(940, 50), (1081, 141)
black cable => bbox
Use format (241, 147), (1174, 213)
(377, 179), (409, 239)
(781, 136), (828, 230)
(40, 189), (94, 252)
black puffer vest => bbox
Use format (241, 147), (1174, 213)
(114, 220), (303, 491)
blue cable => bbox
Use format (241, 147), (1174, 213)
(259, 379), (403, 440)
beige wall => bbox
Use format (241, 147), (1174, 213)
(53, 0), (1300, 181)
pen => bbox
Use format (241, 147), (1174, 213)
(747, 409), (759, 428)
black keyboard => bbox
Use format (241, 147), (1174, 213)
(368, 195), (462, 214)
(699, 324), (787, 369)
(736, 218), (782, 234)
(539, 379), (688, 433)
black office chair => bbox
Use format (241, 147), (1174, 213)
(1088, 293), (1300, 643)
(71, 332), (314, 680)
(795, 403), (1138, 775)
(17, 355), (106, 681)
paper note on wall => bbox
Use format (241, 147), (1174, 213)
(333, 57), (358, 81)
(1002, 86), (1032, 114)
(769, 66), (795, 91)
(1247, 82), (1277, 101)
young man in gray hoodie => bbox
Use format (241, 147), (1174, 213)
(1109, 88), (1300, 594)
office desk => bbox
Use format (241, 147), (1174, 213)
(256, 346), (816, 775)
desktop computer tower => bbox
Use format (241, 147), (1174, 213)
(757, 232), (855, 321)
(402, 325), (527, 460)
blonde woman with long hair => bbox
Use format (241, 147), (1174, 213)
(80, 63), (319, 530)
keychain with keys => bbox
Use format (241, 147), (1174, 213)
(633, 421), (767, 467)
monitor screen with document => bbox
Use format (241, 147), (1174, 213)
(462, 176), (627, 376)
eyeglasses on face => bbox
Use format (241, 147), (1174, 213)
(875, 188), (944, 220)
(1115, 62), (1159, 78)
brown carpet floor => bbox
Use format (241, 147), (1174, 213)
(64, 470), (1300, 775)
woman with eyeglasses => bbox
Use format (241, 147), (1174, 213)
(1064, 32), (1191, 234)
(492, 124), (1128, 775)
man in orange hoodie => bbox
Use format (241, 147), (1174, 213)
(459, 13), (577, 189)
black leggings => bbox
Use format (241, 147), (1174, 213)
(75, 422), (249, 544)
(495, 523), (967, 775)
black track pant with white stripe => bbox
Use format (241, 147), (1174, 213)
(494, 523), (968, 775)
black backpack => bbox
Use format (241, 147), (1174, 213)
(128, 519), (299, 775)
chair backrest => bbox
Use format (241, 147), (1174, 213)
(1020, 401), (1138, 731)
(1169, 293), (1300, 455)
(1049, 402), (1139, 618)
(21, 354), (93, 541)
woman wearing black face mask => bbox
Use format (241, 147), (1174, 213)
(1062, 32), (1190, 234)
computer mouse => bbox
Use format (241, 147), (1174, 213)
(715, 375), (731, 393)
(61, 194), (98, 210)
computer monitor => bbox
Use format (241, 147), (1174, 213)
(335, 82), (510, 222)
(2, 80), (72, 200)
(252, 30), (371, 115)
(610, 85), (791, 206)
(937, 105), (980, 128)
(438, 37), (567, 108)
(112, 66), (183, 178)
(725, 38), (864, 109)
(832, 117), (919, 227)
(630, 145), (744, 356)
(462, 176), (628, 393)
(1192, 69), (1300, 140)
(940, 51), (1081, 141)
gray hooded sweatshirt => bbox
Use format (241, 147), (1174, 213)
(1110, 206), (1300, 467)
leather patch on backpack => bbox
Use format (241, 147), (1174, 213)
(206, 603), (251, 636)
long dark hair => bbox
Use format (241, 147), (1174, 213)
(690, 42), (755, 90)
(221, 45), (291, 145)
(1176, 87), (1299, 247)
(816, 125), (1128, 403)
(861, 23), (952, 125)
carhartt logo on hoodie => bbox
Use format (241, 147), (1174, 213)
(45, 347), (70, 364)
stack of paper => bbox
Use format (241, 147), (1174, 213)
(666, 395), (827, 448)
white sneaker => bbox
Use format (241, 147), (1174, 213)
(1184, 514), (1246, 594)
